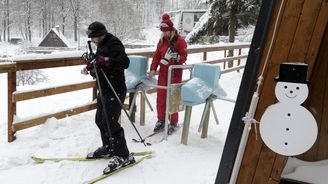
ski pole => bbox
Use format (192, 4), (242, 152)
(92, 61), (115, 150)
(99, 68), (148, 146)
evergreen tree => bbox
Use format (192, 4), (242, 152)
(188, 0), (261, 44)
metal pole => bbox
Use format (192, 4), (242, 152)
(93, 63), (114, 149)
(99, 68), (147, 146)
(229, 92), (259, 184)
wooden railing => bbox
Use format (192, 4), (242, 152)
(0, 43), (250, 142)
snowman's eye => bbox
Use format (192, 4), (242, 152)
(284, 86), (287, 89)
(296, 87), (299, 90)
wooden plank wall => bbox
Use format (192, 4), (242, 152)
(301, 26), (328, 161)
(236, 0), (328, 183)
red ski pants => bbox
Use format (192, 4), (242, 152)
(156, 88), (178, 124)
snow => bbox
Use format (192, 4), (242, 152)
(281, 157), (328, 184)
(0, 50), (242, 183)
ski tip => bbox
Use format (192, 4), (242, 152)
(131, 151), (153, 156)
(31, 156), (45, 164)
(132, 138), (140, 143)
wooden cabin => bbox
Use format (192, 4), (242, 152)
(38, 26), (70, 48)
(216, 0), (328, 183)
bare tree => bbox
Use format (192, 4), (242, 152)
(39, 0), (47, 37)
(70, 0), (80, 41)
(24, 0), (32, 41)
(0, 0), (3, 41)
(17, 70), (48, 86)
(3, 0), (9, 41)
(59, 0), (69, 35)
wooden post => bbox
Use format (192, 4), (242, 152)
(92, 85), (97, 100)
(7, 71), (16, 142)
(201, 103), (210, 139)
(181, 106), (192, 145)
(140, 91), (145, 126)
(129, 92), (136, 122)
(203, 52), (207, 61)
(13, 72), (16, 115)
(237, 48), (242, 72)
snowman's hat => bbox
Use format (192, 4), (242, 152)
(274, 63), (309, 84)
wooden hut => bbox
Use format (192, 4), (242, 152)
(216, 0), (328, 183)
(38, 26), (70, 47)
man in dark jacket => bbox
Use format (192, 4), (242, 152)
(82, 21), (134, 174)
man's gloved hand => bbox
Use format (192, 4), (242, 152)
(95, 55), (110, 68)
(81, 52), (96, 64)
(81, 67), (89, 75)
(81, 63), (96, 78)
(147, 70), (156, 79)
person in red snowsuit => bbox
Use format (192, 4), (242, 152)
(148, 13), (187, 134)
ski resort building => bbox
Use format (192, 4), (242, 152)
(168, 9), (207, 37)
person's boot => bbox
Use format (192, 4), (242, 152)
(103, 154), (135, 174)
(153, 120), (165, 132)
(86, 145), (113, 159)
(168, 123), (178, 135)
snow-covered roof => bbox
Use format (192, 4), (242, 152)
(38, 27), (71, 48)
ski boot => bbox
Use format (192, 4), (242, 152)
(87, 145), (113, 159)
(168, 123), (178, 135)
(103, 154), (135, 174)
(153, 120), (165, 132)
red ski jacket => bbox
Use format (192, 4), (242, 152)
(150, 35), (187, 86)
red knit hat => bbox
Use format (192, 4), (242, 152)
(160, 13), (174, 32)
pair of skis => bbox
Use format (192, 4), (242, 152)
(132, 125), (181, 145)
(32, 151), (152, 184)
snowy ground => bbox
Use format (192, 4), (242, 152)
(0, 49), (244, 184)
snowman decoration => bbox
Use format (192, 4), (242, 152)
(260, 63), (318, 156)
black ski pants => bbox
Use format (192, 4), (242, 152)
(95, 90), (129, 158)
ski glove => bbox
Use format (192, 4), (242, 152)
(170, 52), (179, 62)
(96, 55), (110, 68)
(81, 52), (96, 64)
(160, 48), (179, 65)
(80, 63), (96, 77)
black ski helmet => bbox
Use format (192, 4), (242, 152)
(87, 21), (108, 38)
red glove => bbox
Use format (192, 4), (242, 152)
(96, 56), (110, 68)
(86, 63), (94, 71)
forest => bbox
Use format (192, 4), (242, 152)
(0, 0), (260, 44)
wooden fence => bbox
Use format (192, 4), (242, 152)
(0, 43), (249, 142)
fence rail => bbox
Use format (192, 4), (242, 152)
(0, 43), (250, 142)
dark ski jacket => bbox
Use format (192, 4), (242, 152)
(95, 33), (130, 94)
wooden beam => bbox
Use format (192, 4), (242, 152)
(270, 154), (286, 181)
(13, 81), (96, 102)
(7, 71), (16, 142)
(13, 102), (97, 131)
(305, 1), (328, 77)
(288, 0), (324, 62)
(221, 65), (246, 74)
(15, 57), (84, 71)
(204, 55), (248, 65)
(0, 63), (16, 73)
